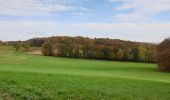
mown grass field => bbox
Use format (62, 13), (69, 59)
(0, 45), (170, 100)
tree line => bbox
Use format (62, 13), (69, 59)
(28, 36), (157, 63)
(3, 36), (169, 72)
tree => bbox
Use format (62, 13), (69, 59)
(73, 44), (81, 58)
(138, 46), (147, 62)
(58, 43), (69, 57)
(157, 38), (170, 72)
(145, 46), (156, 63)
(42, 42), (53, 56)
(131, 47), (139, 61)
(14, 40), (22, 51)
(117, 49), (124, 60)
(93, 45), (104, 59)
(103, 46), (115, 60)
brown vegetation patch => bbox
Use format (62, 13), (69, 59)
(28, 50), (42, 55)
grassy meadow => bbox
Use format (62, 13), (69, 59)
(0, 45), (170, 100)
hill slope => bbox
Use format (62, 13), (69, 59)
(0, 46), (170, 100)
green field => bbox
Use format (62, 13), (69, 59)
(0, 46), (170, 100)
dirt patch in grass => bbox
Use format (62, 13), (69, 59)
(0, 92), (12, 100)
(28, 50), (42, 55)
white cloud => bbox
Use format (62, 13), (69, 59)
(0, 20), (169, 42)
(111, 0), (170, 21)
(0, 0), (76, 16)
(0, 0), (169, 43)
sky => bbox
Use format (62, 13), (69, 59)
(0, 0), (170, 42)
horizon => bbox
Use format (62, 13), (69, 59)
(0, 0), (170, 42)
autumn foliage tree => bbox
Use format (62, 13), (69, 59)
(157, 38), (170, 72)
(42, 42), (53, 56)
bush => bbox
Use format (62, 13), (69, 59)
(157, 38), (170, 72)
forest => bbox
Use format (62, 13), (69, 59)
(26, 36), (157, 63)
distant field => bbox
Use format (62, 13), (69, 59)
(0, 45), (170, 100)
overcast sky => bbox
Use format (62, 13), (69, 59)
(0, 0), (170, 42)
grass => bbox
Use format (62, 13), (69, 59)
(0, 45), (170, 100)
